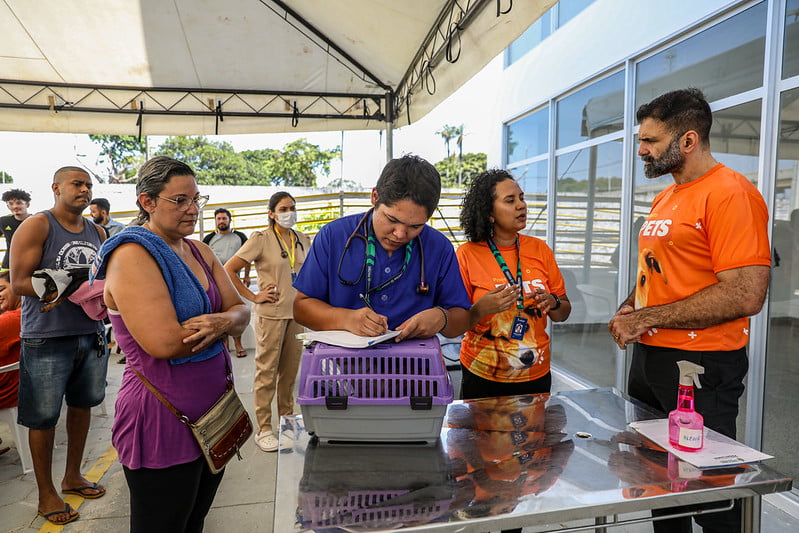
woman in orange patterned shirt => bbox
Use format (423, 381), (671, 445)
(457, 170), (571, 400)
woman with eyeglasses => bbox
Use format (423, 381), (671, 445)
(92, 156), (249, 533)
(224, 191), (310, 453)
(457, 170), (571, 406)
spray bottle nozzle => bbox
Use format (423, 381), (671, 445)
(676, 360), (704, 389)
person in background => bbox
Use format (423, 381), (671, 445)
(89, 197), (125, 237)
(457, 170), (571, 405)
(1, 189), (32, 269)
(204, 208), (250, 358)
(0, 269), (21, 457)
(0, 269), (21, 408)
(11, 167), (108, 526)
(94, 156), (249, 532)
(608, 88), (770, 533)
(224, 192), (310, 452)
(293, 154), (472, 341)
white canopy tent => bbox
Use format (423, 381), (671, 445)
(0, 0), (554, 155)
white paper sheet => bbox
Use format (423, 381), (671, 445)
(296, 329), (401, 349)
(629, 418), (773, 469)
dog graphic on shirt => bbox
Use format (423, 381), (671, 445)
(635, 248), (668, 309)
(465, 306), (545, 379)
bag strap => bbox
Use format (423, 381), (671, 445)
(130, 366), (192, 424)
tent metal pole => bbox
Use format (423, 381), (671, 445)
(385, 90), (394, 162)
(385, 121), (393, 163)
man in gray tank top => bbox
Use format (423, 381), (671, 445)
(10, 167), (109, 526)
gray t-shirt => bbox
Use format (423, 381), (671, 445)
(204, 230), (247, 264)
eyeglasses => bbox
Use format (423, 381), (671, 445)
(156, 194), (209, 211)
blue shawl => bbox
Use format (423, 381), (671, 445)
(90, 226), (223, 365)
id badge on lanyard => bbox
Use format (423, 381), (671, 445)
(488, 237), (528, 340)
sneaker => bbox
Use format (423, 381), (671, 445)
(279, 427), (295, 452)
(255, 431), (278, 452)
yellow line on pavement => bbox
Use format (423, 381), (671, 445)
(38, 446), (118, 533)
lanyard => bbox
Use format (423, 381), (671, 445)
(487, 237), (524, 312)
(273, 225), (296, 273)
(364, 225), (413, 304)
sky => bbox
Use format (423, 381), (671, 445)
(0, 57), (502, 214)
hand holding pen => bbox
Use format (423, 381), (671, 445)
(344, 293), (388, 336)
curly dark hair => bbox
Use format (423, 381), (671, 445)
(2, 189), (31, 203)
(460, 169), (515, 243)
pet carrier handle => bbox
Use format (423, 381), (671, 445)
(325, 396), (349, 410)
(410, 396), (433, 410)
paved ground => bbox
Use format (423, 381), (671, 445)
(1, 344), (796, 532)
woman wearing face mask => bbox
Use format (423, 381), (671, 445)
(224, 192), (310, 452)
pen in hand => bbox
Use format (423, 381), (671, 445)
(359, 293), (374, 311)
(359, 293), (388, 333)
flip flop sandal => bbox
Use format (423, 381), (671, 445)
(236, 350), (248, 358)
(62, 481), (106, 499)
(38, 503), (79, 525)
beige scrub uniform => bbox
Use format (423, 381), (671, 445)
(233, 226), (310, 433)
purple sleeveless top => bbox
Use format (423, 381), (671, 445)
(110, 239), (231, 469)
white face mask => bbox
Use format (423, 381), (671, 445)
(276, 211), (297, 229)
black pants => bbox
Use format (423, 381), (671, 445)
(460, 366), (551, 400)
(123, 456), (225, 533)
(628, 343), (748, 533)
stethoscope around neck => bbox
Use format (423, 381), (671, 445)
(336, 209), (428, 296)
(272, 225), (304, 258)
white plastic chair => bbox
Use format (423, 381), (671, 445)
(0, 361), (33, 474)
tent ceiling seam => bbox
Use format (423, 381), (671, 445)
(260, 0), (391, 92)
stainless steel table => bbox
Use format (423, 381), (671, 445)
(273, 388), (792, 532)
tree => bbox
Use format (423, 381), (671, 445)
(435, 152), (487, 188)
(88, 135), (146, 183)
(154, 136), (339, 186)
(0, 171), (13, 184)
(436, 124), (464, 185)
(263, 139), (340, 187)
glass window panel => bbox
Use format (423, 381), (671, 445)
(784, 0), (799, 79)
(551, 141), (623, 387)
(764, 87), (799, 486)
(636, 2), (767, 108)
(558, 0), (596, 26)
(506, 106), (549, 165)
(512, 160), (549, 240)
(506, 10), (552, 66)
(557, 71), (624, 148)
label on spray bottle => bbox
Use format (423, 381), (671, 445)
(678, 427), (703, 449)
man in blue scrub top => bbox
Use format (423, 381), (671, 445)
(293, 155), (471, 341)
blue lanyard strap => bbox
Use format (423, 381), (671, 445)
(487, 237), (524, 311)
(364, 226), (414, 304)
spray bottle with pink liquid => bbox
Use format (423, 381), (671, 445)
(668, 360), (705, 452)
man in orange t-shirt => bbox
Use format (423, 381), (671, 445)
(608, 88), (770, 533)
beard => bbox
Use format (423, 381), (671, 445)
(92, 214), (104, 224)
(216, 222), (229, 231)
(642, 137), (684, 179)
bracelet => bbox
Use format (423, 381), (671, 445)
(550, 293), (561, 311)
(435, 306), (449, 333)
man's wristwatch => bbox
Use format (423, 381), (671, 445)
(550, 293), (561, 311)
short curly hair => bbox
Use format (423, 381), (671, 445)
(2, 189), (31, 203)
(460, 169), (515, 243)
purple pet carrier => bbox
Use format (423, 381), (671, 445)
(297, 337), (453, 444)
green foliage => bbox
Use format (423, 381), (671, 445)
(298, 203), (341, 233)
(153, 137), (339, 187)
(0, 171), (13, 184)
(88, 135), (146, 183)
(436, 124), (464, 184)
(435, 152), (487, 188)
